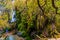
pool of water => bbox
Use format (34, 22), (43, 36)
(5, 35), (16, 40)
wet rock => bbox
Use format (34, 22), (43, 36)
(0, 29), (4, 37)
(16, 32), (22, 36)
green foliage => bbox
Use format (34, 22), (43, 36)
(15, 0), (60, 38)
(1, 0), (60, 39)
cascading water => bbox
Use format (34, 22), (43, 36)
(11, 10), (16, 22)
(10, 0), (16, 23)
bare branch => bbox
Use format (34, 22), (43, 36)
(51, 0), (58, 14)
(37, 0), (44, 15)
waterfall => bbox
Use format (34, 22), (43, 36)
(11, 10), (16, 22)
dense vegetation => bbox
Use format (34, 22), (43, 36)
(0, 0), (60, 40)
(15, 0), (60, 38)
